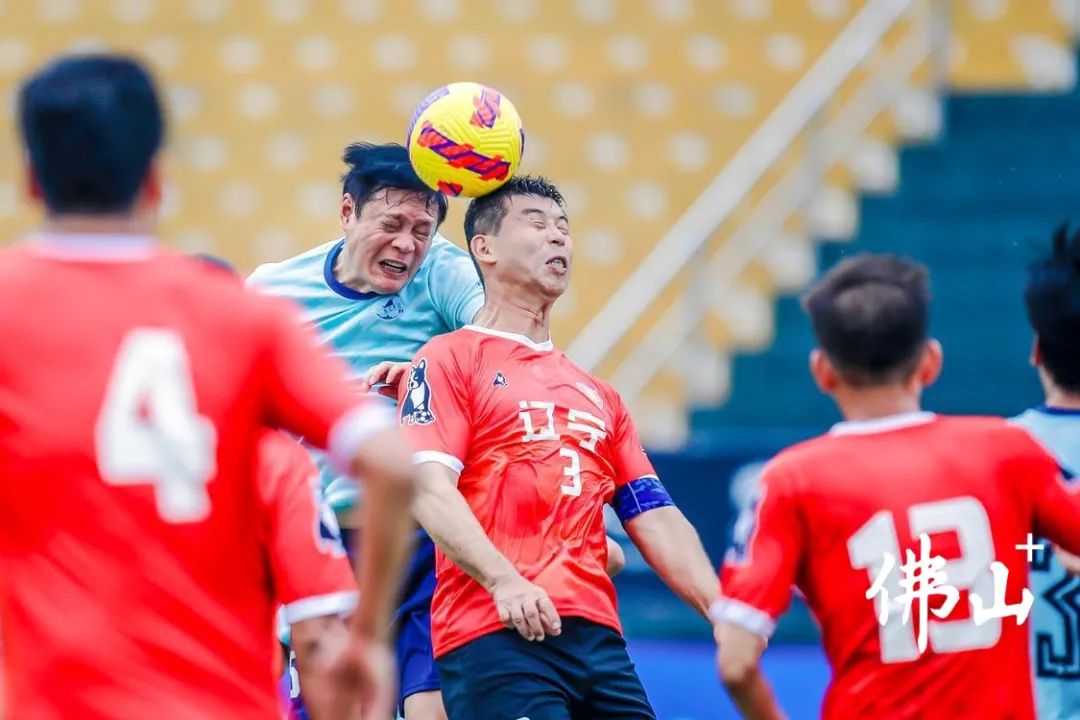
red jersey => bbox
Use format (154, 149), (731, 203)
(399, 326), (656, 657)
(256, 430), (356, 624)
(0, 237), (386, 720)
(716, 413), (1080, 720)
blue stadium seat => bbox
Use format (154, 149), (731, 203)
(692, 59), (1080, 442)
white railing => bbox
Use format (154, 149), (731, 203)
(613, 9), (944, 403)
(566, 0), (946, 415)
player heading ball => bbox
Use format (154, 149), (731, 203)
(400, 176), (720, 720)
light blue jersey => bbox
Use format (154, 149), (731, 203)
(249, 234), (484, 510)
(1012, 406), (1080, 720)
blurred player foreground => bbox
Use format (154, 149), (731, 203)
(0, 55), (417, 720)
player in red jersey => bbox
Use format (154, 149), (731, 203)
(0, 55), (416, 720)
(399, 176), (719, 720)
(713, 255), (1080, 720)
(254, 429), (360, 720)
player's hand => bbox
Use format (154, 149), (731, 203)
(323, 635), (395, 720)
(1055, 546), (1080, 575)
(359, 361), (412, 399)
(490, 572), (562, 642)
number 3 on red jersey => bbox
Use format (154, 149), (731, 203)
(518, 400), (606, 498)
(95, 328), (217, 523)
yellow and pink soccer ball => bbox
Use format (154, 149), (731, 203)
(406, 81), (525, 198)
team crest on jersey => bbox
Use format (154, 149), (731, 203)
(376, 295), (405, 320)
(575, 382), (603, 410)
(401, 359), (435, 425)
(311, 477), (347, 558)
(492, 372), (508, 388)
(727, 481), (764, 565)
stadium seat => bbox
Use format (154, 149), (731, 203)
(0, 1), (1072, 445)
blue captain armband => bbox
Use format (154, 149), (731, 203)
(612, 476), (675, 523)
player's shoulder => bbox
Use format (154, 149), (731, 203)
(248, 239), (338, 289)
(936, 414), (1047, 455)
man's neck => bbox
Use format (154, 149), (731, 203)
(472, 291), (553, 345)
(44, 214), (153, 237)
(833, 385), (922, 423)
(333, 243), (373, 293)
(1044, 388), (1080, 411)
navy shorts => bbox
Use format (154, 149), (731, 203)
(437, 618), (655, 720)
(395, 607), (441, 713)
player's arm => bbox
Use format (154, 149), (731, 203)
(1056, 547), (1080, 575)
(414, 462), (561, 638)
(714, 623), (786, 720)
(605, 536), (626, 577)
(290, 615), (352, 720)
(402, 348), (561, 643)
(607, 396), (717, 618)
(712, 462), (802, 720)
(622, 504), (717, 618)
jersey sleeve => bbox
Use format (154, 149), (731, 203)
(397, 338), (473, 475)
(713, 460), (803, 639)
(606, 390), (673, 523)
(258, 433), (358, 624)
(1010, 428), (1080, 556)
(255, 294), (393, 468)
(428, 241), (484, 329)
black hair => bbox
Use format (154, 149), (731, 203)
(802, 254), (931, 387)
(1025, 225), (1080, 393)
(462, 175), (565, 280)
(18, 54), (164, 215)
(341, 142), (447, 225)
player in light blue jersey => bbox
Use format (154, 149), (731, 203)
(250, 143), (481, 720)
(1012, 225), (1080, 720)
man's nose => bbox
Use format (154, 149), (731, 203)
(390, 233), (416, 253)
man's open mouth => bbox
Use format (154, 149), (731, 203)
(379, 260), (408, 275)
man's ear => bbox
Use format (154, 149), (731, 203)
(809, 349), (839, 395)
(139, 158), (164, 210)
(1031, 335), (1043, 369)
(470, 234), (496, 269)
(24, 156), (43, 205)
(340, 194), (356, 230)
(915, 339), (943, 389)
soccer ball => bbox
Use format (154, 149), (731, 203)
(406, 82), (525, 198)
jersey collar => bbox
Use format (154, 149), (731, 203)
(323, 239), (380, 301)
(29, 232), (158, 261)
(464, 324), (554, 352)
(830, 411), (936, 436)
(1034, 404), (1080, 417)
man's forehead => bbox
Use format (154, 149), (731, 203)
(362, 187), (437, 219)
(509, 194), (566, 218)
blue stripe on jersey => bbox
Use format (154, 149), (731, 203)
(322, 240), (379, 300)
(612, 476), (674, 524)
